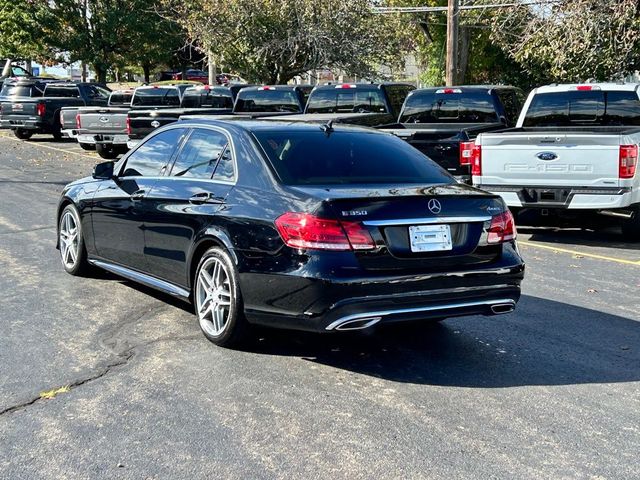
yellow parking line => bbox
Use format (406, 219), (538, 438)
(519, 240), (640, 266)
(0, 133), (96, 160)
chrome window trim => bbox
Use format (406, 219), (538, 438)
(362, 216), (491, 226)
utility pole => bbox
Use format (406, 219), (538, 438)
(445, 0), (459, 86)
(207, 50), (217, 86)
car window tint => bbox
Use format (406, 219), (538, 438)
(109, 92), (133, 105)
(45, 86), (80, 98)
(121, 128), (187, 177)
(400, 91), (498, 123)
(212, 146), (235, 182)
(181, 89), (233, 109)
(169, 128), (228, 179)
(254, 130), (453, 186)
(235, 90), (301, 112)
(132, 88), (180, 106)
(306, 89), (388, 114)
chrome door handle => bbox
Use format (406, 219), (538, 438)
(189, 192), (223, 204)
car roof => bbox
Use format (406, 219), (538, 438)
(534, 83), (640, 93)
(409, 85), (516, 94)
(183, 85), (232, 95)
(311, 82), (414, 90)
(238, 85), (311, 93)
(175, 117), (382, 135)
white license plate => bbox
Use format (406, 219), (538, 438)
(409, 224), (452, 252)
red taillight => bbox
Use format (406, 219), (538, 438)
(619, 145), (638, 179)
(487, 210), (516, 244)
(576, 85), (593, 91)
(258, 86), (276, 91)
(471, 144), (482, 176)
(335, 84), (357, 89)
(36, 103), (45, 117)
(460, 141), (474, 166)
(75, 113), (81, 129)
(126, 116), (131, 135)
(436, 88), (462, 94)
(275, 212), (375, 251)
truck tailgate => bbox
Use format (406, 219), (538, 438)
(1, 100), (38, 116)
(79, 109), (129, 134)
(477, 133), (623, 187)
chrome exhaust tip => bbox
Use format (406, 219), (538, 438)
(490, 302), (515, 315)
(334, 317), (382, 331)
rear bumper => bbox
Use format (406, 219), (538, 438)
(61, 129), (78, 138)
(77, 133), (129, 146)
(240, 249), (525, 332)
(0, 118), (46, 131)
(478, 185), (636, 210)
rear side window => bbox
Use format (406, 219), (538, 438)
(523, 91), (640, 126)
(132, 88), (180, 106)
(400, 91), (499, 123)
(254, 130), (452, 186)
(306, 89), (388, 114)
(169, 128), (228, 179)
(235, 90), (302, 112)
(45, 86), (80, 98)
(121, 128), (187, 177)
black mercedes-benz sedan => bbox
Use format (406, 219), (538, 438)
(56, 119), (524, 347)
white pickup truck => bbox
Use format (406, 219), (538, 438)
(472, 83), (640, 240)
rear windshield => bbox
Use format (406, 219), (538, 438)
(253, 130), (452, 186)
(0, 84), (44, 97)
(305, 88), (388, 114)
(44, 85), (80, 98)
(400, 91), (499, 123)
(109, 92), (133, 105)
(131, 88), (180, 106)
(234, 90), (301, 112)
(181, 90), (233, 109)
(523, 90), (640, 126)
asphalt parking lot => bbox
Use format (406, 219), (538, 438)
(0, 133), (638, 479)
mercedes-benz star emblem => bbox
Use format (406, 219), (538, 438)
(428, 199), (442, 214)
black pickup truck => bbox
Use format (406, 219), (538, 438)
(378, 86), (524, 183)
(0, 82), (111, 139)
(303, 82), (415, 125)
(125, 84), (244, 150)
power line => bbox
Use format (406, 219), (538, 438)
(372, 0), (559, 14)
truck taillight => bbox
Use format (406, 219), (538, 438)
(487, 210), (516, 244)
(126, 117), (131, 135)
(36, 103), (45, 117)
(471, 144), (482, 176)
(619, 145), (638, 179)
(460, 141), (474, 166)
(275, 212), (375, 251)
(75, 113), (81, 129)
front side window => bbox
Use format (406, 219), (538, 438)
(45, 86), (80, 98)
(121, 128), (187, 177)
(87, 85), (110, 100)
(169, 128), (228, 179)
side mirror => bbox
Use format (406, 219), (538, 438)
(93, 161), (115, 180)
(499, 115), (508, 125)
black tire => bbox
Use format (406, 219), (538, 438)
(96, 143), (120, 159)
(13, 128), (33, 140)
(622, 208), (640, 242)
(79, 142), (95, 151)
(194, 246), (250, 347)
(58, 204), (89, 276)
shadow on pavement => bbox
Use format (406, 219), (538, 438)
(245, 294), (640, 388)
(520, 226), (639, 251)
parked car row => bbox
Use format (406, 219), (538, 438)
(3, 76), (640, 239)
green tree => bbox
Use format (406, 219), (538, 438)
(163, 0), (408, 84)
(490, 0), (640, 83)
(0, 0), (51, 61)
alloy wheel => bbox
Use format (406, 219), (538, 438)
(196, 257), (233, 337)
(59, 211), (80, 269)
